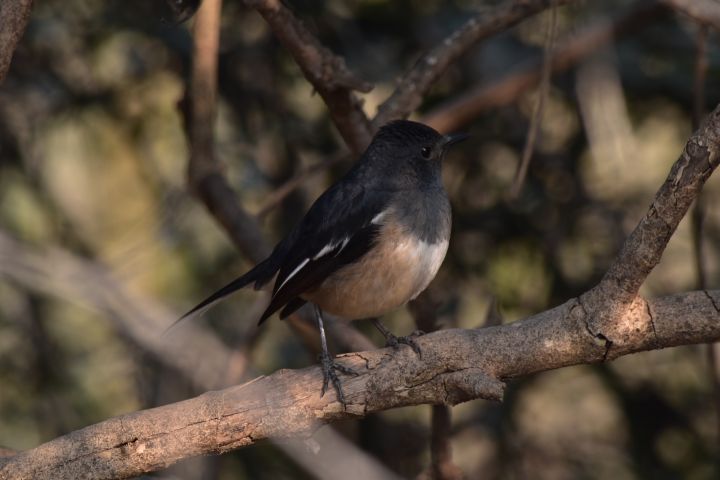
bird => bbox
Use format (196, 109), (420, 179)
(176, 120), (467, 405)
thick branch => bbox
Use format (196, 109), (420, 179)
(422, 0), (663, 133)
(372, 0), (574, 128)
(3, 290), (720, 479)
(0, 0), (33, 83)
(245, 0), (373, 153)
(583, 103), (720, 332)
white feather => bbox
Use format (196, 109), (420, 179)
(312, 237), (350, 260)
(277, 257), (310, 292)
(371, 210), (389, 225)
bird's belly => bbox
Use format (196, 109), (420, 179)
(302, 232), (449, 319)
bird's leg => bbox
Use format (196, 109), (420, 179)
(314, 305), (358, 407)
(372, 319), (424, 357)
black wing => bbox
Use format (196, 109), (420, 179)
(257, 181), (391, 323)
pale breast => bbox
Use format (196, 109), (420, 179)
(302, 217), (449, 319)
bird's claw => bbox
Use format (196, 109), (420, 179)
(384, 330), (425, 357)
(319, 352), (358, 408)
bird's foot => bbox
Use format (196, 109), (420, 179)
(319, 351), (359, 408)
(384, 330), (425, 357)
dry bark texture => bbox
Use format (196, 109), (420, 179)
(2, 102), (720, 480)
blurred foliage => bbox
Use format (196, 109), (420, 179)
(1, 0), (720, 479)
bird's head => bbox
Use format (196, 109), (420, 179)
(366, 120), (467, 186)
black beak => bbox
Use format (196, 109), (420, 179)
(442, 132), (469, 149)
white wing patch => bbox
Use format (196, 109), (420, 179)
(276, 236), (351, 295)
(371, 210), (389, 225)
(312, 237), (349, 260)
(276, 257), (310, 293)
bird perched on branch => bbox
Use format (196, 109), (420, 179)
(176, 120), (467, 405)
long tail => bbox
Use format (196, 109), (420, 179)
(163, 257), (277, 335)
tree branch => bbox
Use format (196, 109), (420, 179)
(244, 0), (373, 153)
(372, 0), (575, 129)
(3, 289), (720, 479)
(509, 2), (558, 198)
(582, 101), (720, 334)
(0, 0), (33, 83)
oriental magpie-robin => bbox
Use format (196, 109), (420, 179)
(177, 120), (467, 405)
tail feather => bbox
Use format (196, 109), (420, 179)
(164, 257), (276, 335)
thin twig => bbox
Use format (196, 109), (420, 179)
(509, 2), (558, 199)
(372, 0), (575, 129)
(421, 0), (664, 133)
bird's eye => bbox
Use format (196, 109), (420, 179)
(421, 146), (432, 158)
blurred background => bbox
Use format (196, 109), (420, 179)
(2, 0), (720, 478)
